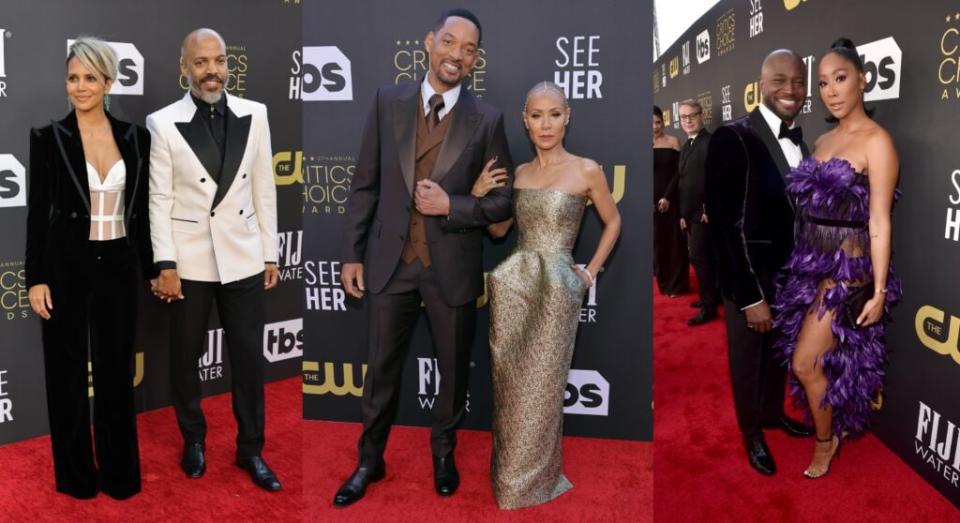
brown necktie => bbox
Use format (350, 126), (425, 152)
(426, 94), (445, 132)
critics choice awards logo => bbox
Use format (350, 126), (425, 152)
(748, 0), (764, 39)
(273, 151), (354, 216)
(393, 39), (487, 97)
(715, 9), (736, 57)
(940, 12), (960, 101)
(0, 370), (12, 424)
(915, 401), (960, 488)
(304, 260), (346, 312)
(289, 46), (353, 101)
(698, 91), (713, 127)
(0, 260), (28, 321)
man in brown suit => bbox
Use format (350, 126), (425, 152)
(334, 8), (513, 507)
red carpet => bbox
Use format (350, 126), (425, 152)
(0, 378), (302, 521)
(303, 422), (652, 521)
(654, 273), (958, 521)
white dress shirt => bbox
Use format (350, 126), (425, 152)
(421, 76), (461, 122)
(758, 103), (803, 168)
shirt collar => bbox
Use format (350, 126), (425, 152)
(421, 76), (461, 117)
(758, 103), (795, 136)
(191, 92), (227, 117)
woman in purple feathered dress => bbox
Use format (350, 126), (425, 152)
(774, 38), (901, 479)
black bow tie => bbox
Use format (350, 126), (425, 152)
(778, 122), (803, 145)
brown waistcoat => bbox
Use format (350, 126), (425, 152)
(400, 101), (454, 267)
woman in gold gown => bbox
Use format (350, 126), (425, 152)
(471, 81), (621, 509)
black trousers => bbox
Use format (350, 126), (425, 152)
(41, 239), (141, 500)
(169, 272), (265, 458)
(724, 272), (787, 439)
(687, 221), (721, 308)
(358, 258), (476, 466)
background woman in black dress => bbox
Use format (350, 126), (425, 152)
(653, 106), (689, 296)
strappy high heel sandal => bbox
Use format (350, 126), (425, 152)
(803, 434), (841, 479)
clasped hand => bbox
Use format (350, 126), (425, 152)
(151, 269), (183, 303)
(414, 179), (450, 216)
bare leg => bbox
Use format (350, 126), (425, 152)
(791, 298), (840, 477)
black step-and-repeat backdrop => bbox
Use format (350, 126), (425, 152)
(302, 0), (652, 441)
(0, 0), (303, 445)
(654, 0), (960, 507)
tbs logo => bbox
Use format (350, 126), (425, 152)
(0, 154), (25, 208)
(696, 30), (710, 64)
(67, 39), (143, 95)
(858, 37), (901, 102)
(289, 47), (353, 101)
(563, 369), (610, 416)
(264, 318), (303, 363)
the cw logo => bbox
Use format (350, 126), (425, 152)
(915, 305), (960, 365)
(88, 353), (144, 397)
(783, 0), (807, 10)
(669, 56), (679, 79)
(303, 361), (366, 396)
(744, 81), (761, 112)
(274, 151), (304, 186)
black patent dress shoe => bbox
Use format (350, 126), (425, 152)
(690, 300), (704, 308)
(333, 464), (385, 507)
(686, 307), (718, 326)
(763, 416), (814, 437)
(236, 455), (282, 491)
(433, 453), (460, 496)
(745, 436), (776, 476)
(181, 442), (206, 479)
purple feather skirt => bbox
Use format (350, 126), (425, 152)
(773, 158), (901, 437)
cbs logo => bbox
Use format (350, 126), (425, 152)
(67, 40), (143, 95)
(291, 46), (353, 102)
(563, 369), (610, 416)
(858, 37), (901, 102)
(0, 154), (25, 208)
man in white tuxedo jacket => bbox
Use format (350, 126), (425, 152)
(147, 28), (281, 491)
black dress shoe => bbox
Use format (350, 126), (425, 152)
(181, 442), (206, 479)
(763, 416), (814, 437)
(690, 300), (704, 308)
(333, 464), (385, 507)
(686, 307), (718, 326)
(236, 455), (282, 491)
(745, 436), (776, 475)
(433, 453), (460, 496)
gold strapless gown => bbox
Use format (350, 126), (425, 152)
(489, 188), (588, 509)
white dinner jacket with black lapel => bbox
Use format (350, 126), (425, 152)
(147, 92), (277, 283)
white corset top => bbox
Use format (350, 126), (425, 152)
(87, 160), (126, 241)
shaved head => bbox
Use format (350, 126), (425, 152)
(181, 28), (225, 62)
(761, 49), (804, 77)
(758, 48), (806, 124)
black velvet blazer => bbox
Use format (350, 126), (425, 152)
(25, 111), (156, 288)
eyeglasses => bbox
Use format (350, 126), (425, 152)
(679, 111), (702, 121)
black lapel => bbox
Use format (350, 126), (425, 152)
(51, 112), (90, 212)
(212, 103), (252, 210)
(431, 87), (481, 182)
(749, 108), (791, 177)
(679, 138), (692, 172)
(393, 83), (419, 195)
(175, 109), (221, 183)
(107, 113), (141, 228)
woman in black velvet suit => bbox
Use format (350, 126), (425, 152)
(24, 37), (155, 500)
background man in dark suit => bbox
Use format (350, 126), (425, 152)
(705, 50), (813, 476)
(675, 99), (720, 326)
(335, 8), (513, 507)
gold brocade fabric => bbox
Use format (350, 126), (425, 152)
(489, 188), (587, 509)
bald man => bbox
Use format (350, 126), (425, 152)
(705, 50), (813, 476)
(147, 28), (281, 490)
